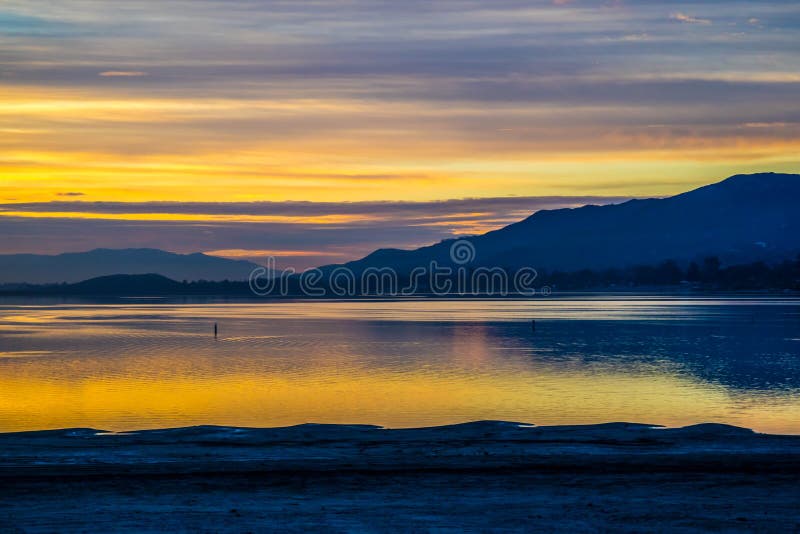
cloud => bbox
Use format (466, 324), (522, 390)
(747, 17), (765, 28)
(98, 71), (148, 77)
(1, 0), (799, 212)
(670, 12), (712, 25)
(742, 122), (789, 128)
(0, 196), (629, 220)
(620, 33), (650, 42)
(55, 192), (85, 197)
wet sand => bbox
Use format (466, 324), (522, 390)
(1, 421), (799, 532)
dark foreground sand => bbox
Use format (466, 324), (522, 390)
(1, 421), (799, 532)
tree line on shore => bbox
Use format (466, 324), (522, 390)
(537, 256), (800, 291)
(2, 255), (798, 295)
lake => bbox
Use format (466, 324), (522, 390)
(1, 296), (799, 434)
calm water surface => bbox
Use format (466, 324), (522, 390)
(1, 296), (799, 433)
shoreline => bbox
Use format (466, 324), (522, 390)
(3, 420), (800, 475)
(3, 421), (800, 531)
(2, 289), (799, 299)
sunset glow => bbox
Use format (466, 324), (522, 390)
(1, 0), (799, 262)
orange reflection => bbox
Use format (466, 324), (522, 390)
(0, 300), (798, 435)
(2, 361), (799, 434)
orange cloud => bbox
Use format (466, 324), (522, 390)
(98, 71), (149, 77)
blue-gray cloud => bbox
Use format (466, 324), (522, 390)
(3, 0), (797, 152)
(3, 1), (799, 92)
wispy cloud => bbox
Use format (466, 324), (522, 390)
(98, 71), (148, 77)
(670, 12), (712, 25)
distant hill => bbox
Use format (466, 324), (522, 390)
(0, 273), (254, 296)
(323, 173), (800, 275)
(0, 248), (266, 284)
(67, 273), (186, 294)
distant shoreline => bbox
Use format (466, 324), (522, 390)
(1, 289), (797, 300)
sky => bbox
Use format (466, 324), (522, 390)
(1, 0), (798, 268)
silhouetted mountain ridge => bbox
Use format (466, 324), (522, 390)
(0, 248), (265, 284)
(325, 173), (800, 274)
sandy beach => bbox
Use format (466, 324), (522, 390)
(1, 421), (799, 532)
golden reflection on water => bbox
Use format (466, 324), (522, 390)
(0, 298), (799, 434)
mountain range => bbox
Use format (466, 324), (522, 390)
(0, 248), (263, 284)
(1, 172), (798, 286)
(322, 172), (800, 276)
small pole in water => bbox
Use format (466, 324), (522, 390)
(214, 322), (218, 339)
(531, 319), (536, 332)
